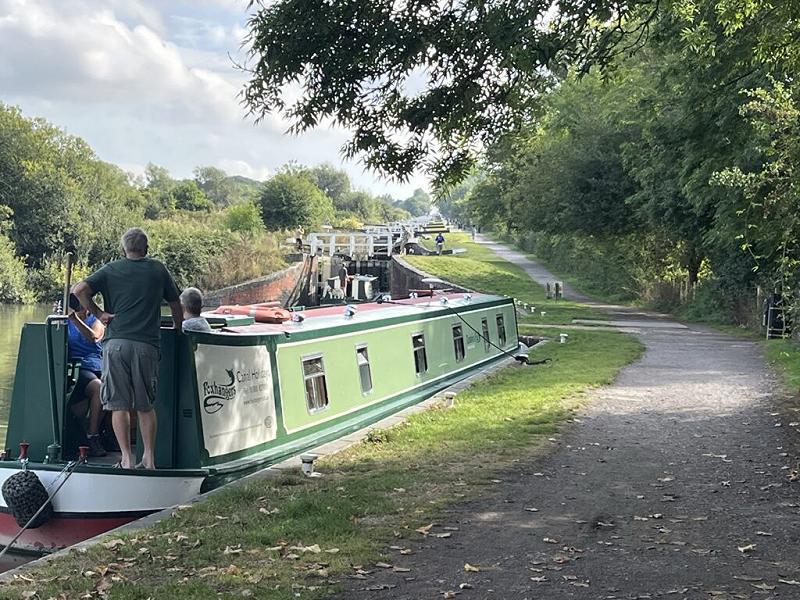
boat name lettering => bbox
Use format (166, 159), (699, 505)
(202, 368), (236, 414)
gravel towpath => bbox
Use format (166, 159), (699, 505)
(340, 239), (800, 600)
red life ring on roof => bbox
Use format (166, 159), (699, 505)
(211, 304), (291, 324)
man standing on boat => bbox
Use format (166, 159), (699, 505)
(72, 228), (183, 469)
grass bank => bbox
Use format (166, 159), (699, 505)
(407, 231), (603, 325)
(764, 338), (800, 396)
(1, 237), (643, 600)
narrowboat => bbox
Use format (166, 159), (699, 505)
(0, 292), (518, 554)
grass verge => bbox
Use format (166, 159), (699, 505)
(406, 232), (603, 325)
(1, 234), (644, 600)
(764, 338), (800, 396)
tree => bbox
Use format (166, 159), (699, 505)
(194, 166), (235, 205)
(243, 0), (658, 186)
(173, 180), (213, 211)
(337, 190), (375, 220)
(400, 188), (431, 217)
(258, 173), (334, 231)
(306, 164), (351, 205)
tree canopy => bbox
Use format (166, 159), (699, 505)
(243, 0), (658, 187)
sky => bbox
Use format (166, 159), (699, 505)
(0, 0), (428, 198)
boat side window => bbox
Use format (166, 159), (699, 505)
(302, 355), (329, 413)
(481, 318), (490, 352)
(496, 314), (507, 347)
(452, 324), (465, 362)
(356, 344), (373, 394)
(411, 333), (428, 375)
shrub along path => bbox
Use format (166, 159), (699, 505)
(341, 238), (800, 599)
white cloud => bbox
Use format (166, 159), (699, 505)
(0, 0), (428, 198)
(218, 159), (271, 181)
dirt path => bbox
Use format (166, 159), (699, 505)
(342, 239), (800, 599)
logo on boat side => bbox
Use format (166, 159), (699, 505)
(202, 368), (236, 414)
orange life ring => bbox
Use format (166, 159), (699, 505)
(211, 304), (291, 323)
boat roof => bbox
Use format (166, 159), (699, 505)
(216, 292), (510, 337)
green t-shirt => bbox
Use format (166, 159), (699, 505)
(85, 257), (180, 348)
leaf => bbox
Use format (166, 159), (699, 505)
(101, 539), (125, 550)
(779, 579), (800, 586)
(375, 562), (393, 569)
(751, 583), (776, 591)
(464, 563), (480, 572)
(737, 543), (756, 553)
(416, 523), (434, 535)
(543, 537), (558, 544)
(433, 532), (452, 538)
(530, 576), (548, 582)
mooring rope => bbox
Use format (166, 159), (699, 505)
(0, 460), (79, 560)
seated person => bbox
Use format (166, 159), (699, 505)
(180, 287), (211, 333)
(67, 296), (107, 457)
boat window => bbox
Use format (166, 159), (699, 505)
(496, 314), (507, 347)
(412, 333), (428, 375)
(302, 355), (329, 412)
(481, 318), (491, 352)
(452, 325), (465, 362)
(356, 345), (373, 394)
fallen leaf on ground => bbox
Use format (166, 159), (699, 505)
(416, 524), (434, 535)
(737, 544), (756, 553)
(530, 576), (548, 582)
(375, 562), (393, 569)
(755, 531), (772, 536)
(543, 537), (558, 544)
(751, 583), (776, 591)
(464, 564), (480, 572)
(779, 579), (800, 586)
(733, 575), (762, 582)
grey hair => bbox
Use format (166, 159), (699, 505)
(121, 227), (148, 255)
(180, 287), (204, 315)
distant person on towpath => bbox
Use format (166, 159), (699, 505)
(435, 232), (445, 255)
(72, 227), (183, 469)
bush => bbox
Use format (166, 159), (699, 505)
(201, 233), (286, 290)
(258, 173), (334, 231)
(222, 202), (264, 236)
(144, 219), (287, 292)
(145, 220), (235, 290)
(27, 256), (91, 303)
(0, 234), (33, 303)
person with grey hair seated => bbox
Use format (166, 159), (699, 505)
(180, 287), (211, 333)
(72, 227), (183, 470)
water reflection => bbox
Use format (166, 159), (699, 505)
(0, 305), (50, 447)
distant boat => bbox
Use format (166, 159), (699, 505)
(0, 292), (518, 554)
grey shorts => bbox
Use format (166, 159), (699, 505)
(101, 339), (160, 412)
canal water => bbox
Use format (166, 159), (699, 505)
(0, 305), (50, 449)
(0, 305), (49, 573)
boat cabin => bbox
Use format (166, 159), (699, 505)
(6, 293), (518, 486)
